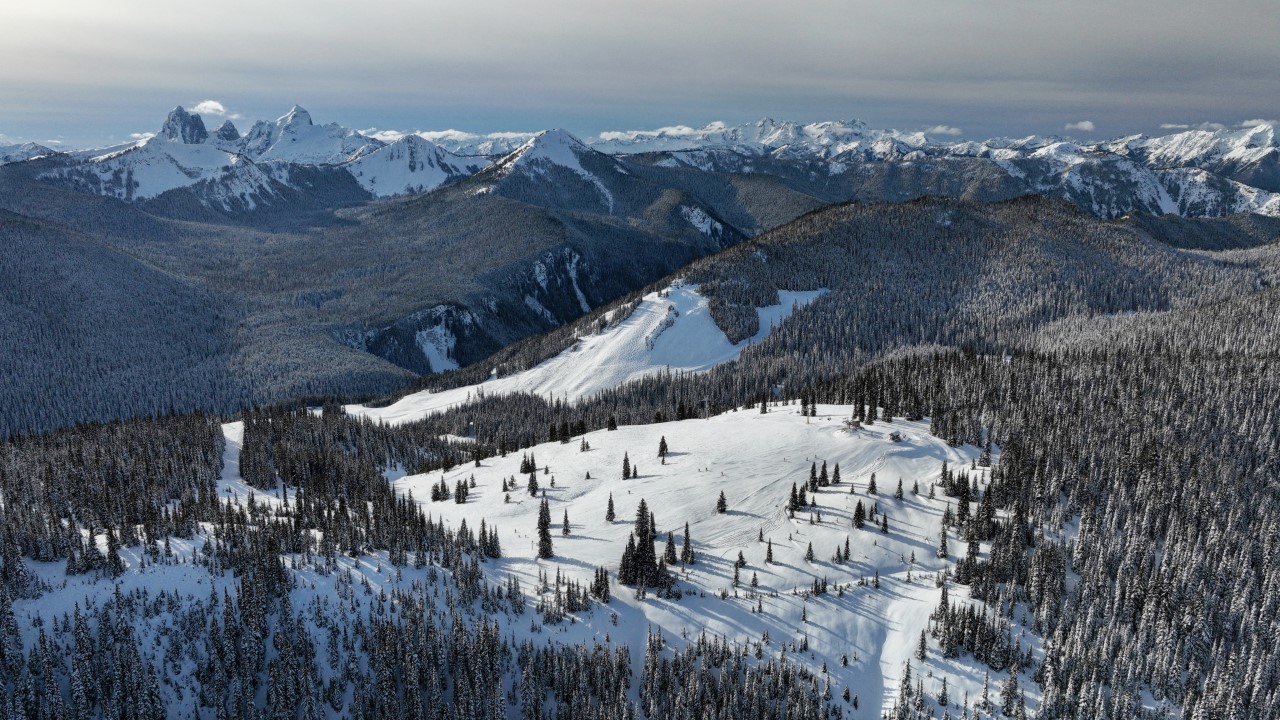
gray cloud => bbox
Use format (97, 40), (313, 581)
(1, 0), (1277, 146)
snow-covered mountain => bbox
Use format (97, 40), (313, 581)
(379, 128), (538, 157)
(239, 105), (384, 164)
(37, 107), (264, 201)
(1120, 122), (1277, 172)
(11, 106), (1280, 219)
(344, 134), (488, 197)
(481, 129), (633, 214)
(0, 141), (58, 165)
(592, 118), (881, 157)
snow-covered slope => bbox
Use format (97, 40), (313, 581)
(389, 404), (1030, 719)
(12, 404), (1029, 717)
(1128, 121), (1277, 170)
(240, 105), (384, 164)
(348, 283), (827, 424)
(12, 406), (1030, 720)
(0, 142), (58, 165)
(343, 135), (488, 197)
(1159, 167), (1280, 217)
(487, 129), (625, 212)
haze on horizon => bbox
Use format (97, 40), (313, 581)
(1, 0), (1276, 149)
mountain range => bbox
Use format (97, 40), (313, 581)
(4, 107), (1278, 217)
(2, 106), (1279, 439)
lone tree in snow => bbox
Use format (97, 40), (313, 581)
(536, 499), (553, 558)
(716, 491), (727, 513)
(681, 522), (695, 565)
(658, 436), (668, 458)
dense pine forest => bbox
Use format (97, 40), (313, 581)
(1, 196), (1277, 718)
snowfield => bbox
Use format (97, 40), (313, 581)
(14, 405), (1034, 719)
(388, 404), (1032, 718)
(347, 283), (828, 424)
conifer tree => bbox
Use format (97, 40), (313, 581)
(606, 493), (616, 522)
(716, 491), (727, 513)
(681, 522), (694, 565)
(537, 499), (553, 558)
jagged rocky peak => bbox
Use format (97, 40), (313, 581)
(213, 120), (240, 141)
(280, 104), (313, 128)
(159, 106), (209, 144)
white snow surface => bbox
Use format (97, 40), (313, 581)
(347, 283), (827, 425)
(680, 205), (722, 236)
(14, 408), (1037, 720)
(416, 323), (460, 372)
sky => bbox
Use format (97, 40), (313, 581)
(1, 0), (1276, 148)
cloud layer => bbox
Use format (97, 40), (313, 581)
(0, 0), (1276, 146)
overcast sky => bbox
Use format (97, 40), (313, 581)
(1, 0), (1276, 147)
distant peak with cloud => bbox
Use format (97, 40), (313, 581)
(192, 100), (240, 120)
